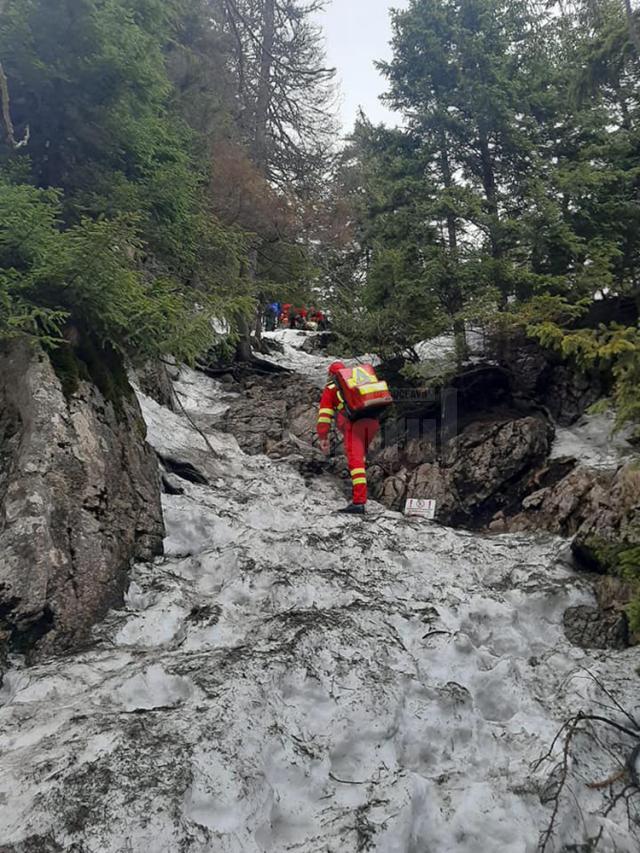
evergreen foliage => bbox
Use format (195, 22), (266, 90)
(1, 0), (638, 417)
(328, 0), (640, 426)
(0, 0), (333, 362)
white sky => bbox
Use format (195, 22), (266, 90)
(315, 0), (410, 134)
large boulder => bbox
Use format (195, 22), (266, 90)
(0, 340), (164, 664)
(508, 462), (640, 544)
(563, 604), (629, 651)
(368, 437), (437, 510)
(507, 461), (640, 646)
(370, 415), (554, 524)
(497, 333), (603, 426)
(507, 465), (608, 536)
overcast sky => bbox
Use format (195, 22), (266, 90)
(315, 0), (410, 135)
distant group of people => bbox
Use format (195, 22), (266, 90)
(264, 302), (329, 332)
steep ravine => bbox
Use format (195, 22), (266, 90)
(0, 343), (639, 852)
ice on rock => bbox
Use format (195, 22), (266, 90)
(551, 410), (635, 469)
(263, 328), (383, 384)
(0, 355), (638, 852)
(262, 329), (336, 385)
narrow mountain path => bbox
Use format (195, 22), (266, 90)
(0, 349), (638, 853)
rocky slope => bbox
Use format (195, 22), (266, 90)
(0, 340), (164, 668)
(0, 345), (638, 852)
(216, 332), (639, 649)
(218, 335), (636, 542)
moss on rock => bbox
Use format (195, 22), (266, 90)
(49, 330), (133, 418)
(573, 534), (640, 635)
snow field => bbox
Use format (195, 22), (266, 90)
(0, 361), (638, 852)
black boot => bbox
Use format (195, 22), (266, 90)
(336, 503), (365, 515)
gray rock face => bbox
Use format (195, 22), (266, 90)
(0, 341), (164, 661)
(132, 358), (178, 411)
(370, 415), (554, 524)
(503, 460), (639, 649)
(220, 373), (319, 456)
(507, 462), (640, 542)
(563, 604), (629, 650)
(498, 334), (603, 426)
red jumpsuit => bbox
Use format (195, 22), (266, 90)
(317, 382), (379, 505)
(281, 304), (292, 326)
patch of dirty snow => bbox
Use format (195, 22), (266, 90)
(551, 411), (635, 470)
(262, 330), (379, 386)
(0, 355), (639, 853)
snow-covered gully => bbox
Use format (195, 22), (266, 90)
(1, 342), (639, 853)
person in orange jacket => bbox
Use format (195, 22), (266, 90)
(316, 361), (380, 515)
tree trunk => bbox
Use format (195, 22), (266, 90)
(235, 255), (255, 362)
(623, 0), (640, 58)
(0, 61), (29, 149)
(235, 312), (253, 362)
(440, 136), (458, 258)
(478, 127), (506, 306)
(253, 0), (275, 171)
(254, 299), (264, 344)
(237, 0), (275, 362)
(440, 133), (468, 363)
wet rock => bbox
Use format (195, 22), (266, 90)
(369, 465), (409, 510)
(596, 575), (637, 623)
(157, 453), (209, 485)
(445, 414), (552, 484)
(575, 463), (640, 543)
(563, 604), (629, 650)
(0, 340), (164, 664)
(300, 331), (333, 354)
(510, 462), (639, 546)
(545, 366), (604, 425)
(509, 466), (606, 536)
(374, 415), (553, 524)
(220, 372), (319, 457)
(404, 437), (438, 466)
(571, 535), (640, 645)
(368, 437), (437, 508)
(497, 333), (603, 426)
(132, 359), (178, 410)
(504, 460), (639, 647)
(287, 401), (317, 446)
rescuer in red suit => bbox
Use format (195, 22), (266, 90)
(281, 304), (292, 326)
(316, 361), (380, 515)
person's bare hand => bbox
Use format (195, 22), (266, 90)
(318, 437), (330, 455)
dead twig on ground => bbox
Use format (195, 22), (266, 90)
(534, 711), (640, 852)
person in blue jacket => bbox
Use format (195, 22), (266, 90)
(265, 301), (281, 331)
